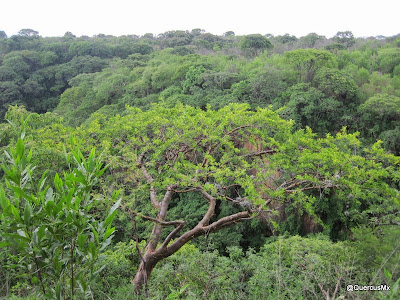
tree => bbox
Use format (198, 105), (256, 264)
(359, 93), (400, 141)
(18, 29), (39, 37)
(377, 48), (400, 75)
(240, 34), (272, 57)
(230, 66), (289, 108)
(275, 33), (298, 44)
(283, 83), (341, 134)
(0, 81), (23, 117)
(63, 31), (76, 39)
(284, 49), (336, 82)
(0, 119), (120, 298)
(333, 31), (355, 48)
(312, 68), (359, 104)
(160, 30), (192, 48)
(298, 33), (326, 48)
(0, 31), (7, 39)
(223, 31), (235, 37)
(190, 28), (205, 36)
(81, 103), (399, 294)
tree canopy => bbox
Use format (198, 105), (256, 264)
(1, 29), (400, 299)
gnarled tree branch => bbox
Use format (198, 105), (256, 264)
(137, 152), (160, 209)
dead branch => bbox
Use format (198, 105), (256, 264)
(242, 149), (276, 157)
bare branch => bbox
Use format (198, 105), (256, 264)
(198, 189), (217, 227)
(203, 211), (251, 232)
(222, 183), (242, 189)
(162, 210), (251, 258)
(161, 223), (185, 249)
(317, 283), (330, 300)
(159, 184), (177, 216)
(242, 149), (276, 157)
(145, 185), (177, 252)
(124, 206), (183, 227)
(173, 187), (200, 193)
(332, 276), (342, 300)
(136, 152), (160, 209)
(149, 186), (159, 209)
(141, 215), (184, 227)
(278, 177), (298, 189)
(285, 184), (343, 193)
(217, 193), (259, 212)
(281, 180), (309, 190)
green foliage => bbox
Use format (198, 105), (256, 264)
(145, 234), (397, 299)
(240, 34), (273, 57)
(298, 33), (326, 48)
(333, 31), (356, 48)
(1, 30), (400, 299)
(248, 235), (359, 299)
(356, 67), (370, 85)
(313, 67), (359, 104)
(378, 48), (400, 75)
(359, 93), (400, 141)
(88, 240), (141, 299)
(0, 125), (120, 298)
(149, 243), (249, 299)
(284, 49), (336, 82)
(282, 83), (342, 133)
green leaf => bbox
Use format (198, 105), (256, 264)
(37, 226), (45, 241)
(0, 187), (10, 209)
(16, 138), (25, 158)
(23, 201), (32, 226)
(104, 198), (121, 228)
(91, 226), (99, 244)
(10, 204), (21, 222)
(88, 242), (97, 259)
(56, 281), (62, 300)
(77, 234), (88, 249)
(0, 241), (11, 247)
(384, 268), (392, 280)
(53, 173), (63, 193)
(37, 170), (48, 192)
(100, 236), (113, 251)
(45, 200), (55, 215)
(103, 226), (115, 240)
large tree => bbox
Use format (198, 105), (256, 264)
(78, 103), (399, 294)
(1, 105), (399, 296)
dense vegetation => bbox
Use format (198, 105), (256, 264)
(0, 28), (399, 299)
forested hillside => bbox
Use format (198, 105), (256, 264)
(0, 29), (399, 299)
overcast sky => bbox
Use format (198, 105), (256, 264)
(1, 0), (399, 38)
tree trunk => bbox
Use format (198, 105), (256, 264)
(132, 209), (251, 295)
(129, 168), (252, 295)
(133, 258), (156, 295)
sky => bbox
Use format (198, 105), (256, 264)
(1, 0), (399, 38)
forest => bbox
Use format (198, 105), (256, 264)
(0, 28), (399, 299)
